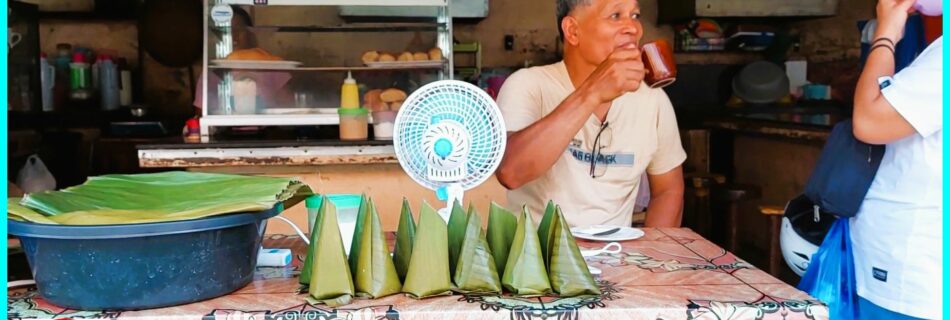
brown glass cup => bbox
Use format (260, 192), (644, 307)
(641, 39), (677, 88)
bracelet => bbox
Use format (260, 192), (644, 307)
(872, 37), (896, 47)
(870, 43), (895, 55)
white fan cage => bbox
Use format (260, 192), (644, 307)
(393, 80), (507, 191)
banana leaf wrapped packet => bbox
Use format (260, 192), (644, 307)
(486, 202), (517, 276)
(446, 201), (468, 277)
(392, 199), (416, 282)
(537, 200), (557, 265)
(540, 204), (601, 297)
(452, 208), (502, 294)
(401, 202), (453, 299)
(303, 196), (355, 306)
(347, 196), (401, 299)
(501, 207), (552, 296)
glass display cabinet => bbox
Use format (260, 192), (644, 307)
(200, 0), (452, 142)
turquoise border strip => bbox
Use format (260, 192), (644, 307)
(2, 0), (11, 313)
(942, 12), (948, 319)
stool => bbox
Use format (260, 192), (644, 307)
(631, 211), (646, 227)
(682, 173), (725, 237)
(759, 205), (785, 277)
(713, 184), (761, 254)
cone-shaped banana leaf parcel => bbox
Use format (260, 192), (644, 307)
(303, 196), (354, 306)
(501, 207), (552, 296)
(452, 209), (502, 294)
(392, 199), (416, 282)
(537, 200), (557, 265)
(543, 205), (601, 297)
(446, 201), (468, 277)
(486, 202), (517, 277)
(299, 196), (322, 286)
(347, 196), (401, 298)
(401, 202), (453, 299)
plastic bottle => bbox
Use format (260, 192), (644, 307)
(53, 43), (72, 106)
(98, 54), (120, 111)
(340, 70), (360, 109)
(338, 107), (369, 141)
(69, 53), (92, 101)
(91, 54), (101, 90)
(39, 53), (55, 112)
(117, 58), (133, 107)
(54, 43), (72, 72)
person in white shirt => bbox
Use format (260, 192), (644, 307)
(851, 0), (942, 318)
(494, 0), (687, 228)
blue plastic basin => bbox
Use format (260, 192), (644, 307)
(7, 205), (282, 310)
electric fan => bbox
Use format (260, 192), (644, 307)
(393, 80), (507, 221)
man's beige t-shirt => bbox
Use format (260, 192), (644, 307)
(496, 61), (686, 227)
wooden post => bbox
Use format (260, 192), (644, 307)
(760, 205), (786, 277)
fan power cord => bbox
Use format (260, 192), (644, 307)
(272, 215), (310, 245)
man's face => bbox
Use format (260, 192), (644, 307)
(568, 0), (643, 65)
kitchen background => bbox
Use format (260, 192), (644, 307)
(9, 0), (939, 284)
(25, 0), (873, 117)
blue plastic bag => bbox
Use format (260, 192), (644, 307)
(797, 218), (859, 319)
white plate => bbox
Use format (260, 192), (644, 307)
(570, 225), (645, 242)
(211, 60), (303, 70)
(364, 60), (443, 68)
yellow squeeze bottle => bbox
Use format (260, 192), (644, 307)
(340, 71), (360, 109)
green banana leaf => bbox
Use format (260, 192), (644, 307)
(537, 200), (557, 265)
(349, 197), (402, 298)
(401, 202), (453, 299)
(547, 205), (601, 297)
(502, 207), (552, 296)
(13, 172), (312, 225)
(299, 196), (323, 286)
(453, 209), (502, 294)
(486, 202), (517, 276)
(8, 198), (56, 224)
(304, 196), (355, 306)
(347, 195), (370, 276)
(446, 201), (468, 277)
(392, 199), (416, 282)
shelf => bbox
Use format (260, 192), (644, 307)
(249, 23), (445, 33)
(208, 64), (445, 72)
(138, 143), (397, 168)
(139, 139), (393, 150)
(38, 11), (137, 22)
(222, 0), (447, 7)
(201, 113), (340, 126)
(674, 51), (764, 65)
(202, 0), (452, 140)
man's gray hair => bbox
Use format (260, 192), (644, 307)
(556, 0), (591, 40)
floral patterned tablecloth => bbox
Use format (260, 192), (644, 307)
(8, 228), (828, 320)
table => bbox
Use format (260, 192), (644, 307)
(8, 228), (828, 320)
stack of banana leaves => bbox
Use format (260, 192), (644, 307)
(8, 171), (312, 225)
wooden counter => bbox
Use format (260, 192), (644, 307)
(137, 140), (399, 168)
(136, 140), (507, 234)
(703, 117), (832, 143)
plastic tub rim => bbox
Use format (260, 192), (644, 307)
(7, 205), (281, 240)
